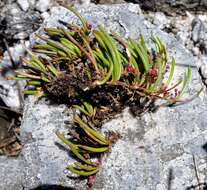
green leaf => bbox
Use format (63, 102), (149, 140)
(151, 35), (162, 53)
(83, 101), (94, 117)
(134, 41), (150, 72)
(73, 105), (91, 116)
(44, 28), (65, 35)
(47, 65), (59, 77)
(74, 116), (109, 145)
(93, 30), (107, 50)
(93, 49), (110, 68)
(33, 44), (57, 51)
(127, 39), (139, 58)
(149, 57), (162, 91)
(96, 61), (113, 85)
(78, 145), (109, 153)
(166, 57), (175, 86)
(56, 131), (93, 165)
(15, 72), (41, 80)
(36, 34), (72, 56)
(66, 165), (99, 176)
(41, 76), (50, 82)
(99, 26), (122, 82)
(28, 81), (42, 85)
(26, 50), (46, 71)
(66, 6), (89, 34)
(32, 49), (58, 56)
(46, 31), (64, 38)
(176, 65), (191, 100)
(80, 32), (99, 72)
(60, 38), (81, 57)
(152, 35), (167, 67)
(74, 162), (98, 171)
(140, 35), (148, 54)
(74, 101), (94, 117)
(12, 77), (32, 81)
(23, 90), (39, 95)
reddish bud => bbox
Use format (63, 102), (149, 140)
(126, 65), (136, 73)
(149, 68), (158, 78)
(87, 175), (95, 187)
(148, 68), (158, 82)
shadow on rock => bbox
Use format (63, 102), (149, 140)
(167, 168), (173, 190)
(186, 182), (207, 190)
(202, 143), (207, 153)
(30, 184), (76, 190)
(185, 144), (207, 190)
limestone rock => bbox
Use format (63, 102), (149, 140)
(130, 0), (207, 12)
(17, 0), (30, 12)
(36, 0), (51, 13)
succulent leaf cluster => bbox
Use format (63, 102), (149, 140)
(56, 114), (110, 177)
(10, 6), (199, 181)
(13, 6), (190, 104)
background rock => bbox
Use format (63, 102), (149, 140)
(128, 0), (207, 13)
(17, 0), (30, 12)
(0, 2), (42, 41)
(0, 4), (206, 190)
(0, 97), (77, 190)
(36, 0), (51, 13)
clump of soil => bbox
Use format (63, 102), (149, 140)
(44, 63), (154, 127)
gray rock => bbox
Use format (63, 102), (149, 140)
(2, 42), (28, 65)
(191, 17), (204, 44)
(80, 0), (91, 5)
(0, 156), (24, 190)
(28, 0), (36, 7)
(20, 97), (78, 189)
(36, 0), (51, 13)
(41, 12), (50, 20)
(17, 0), (30, 11)
(0, 79), (22, 111)
(153, 12), (169, 30)
(200, 64), (207, 79)
(0, 1), (42, 41)
(132, 0), (207, 12)
(191, 17), (207, 54)
(1, 4), (206, 190)
(0, 41), (30, 110)
(0, 97), (80, 190)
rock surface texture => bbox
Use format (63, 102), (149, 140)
(131, 0), (207, 12)
(0, 4), (207, 190)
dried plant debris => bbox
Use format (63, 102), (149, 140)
(0, 100), (22, 157)
(10, 6), (201, 186)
